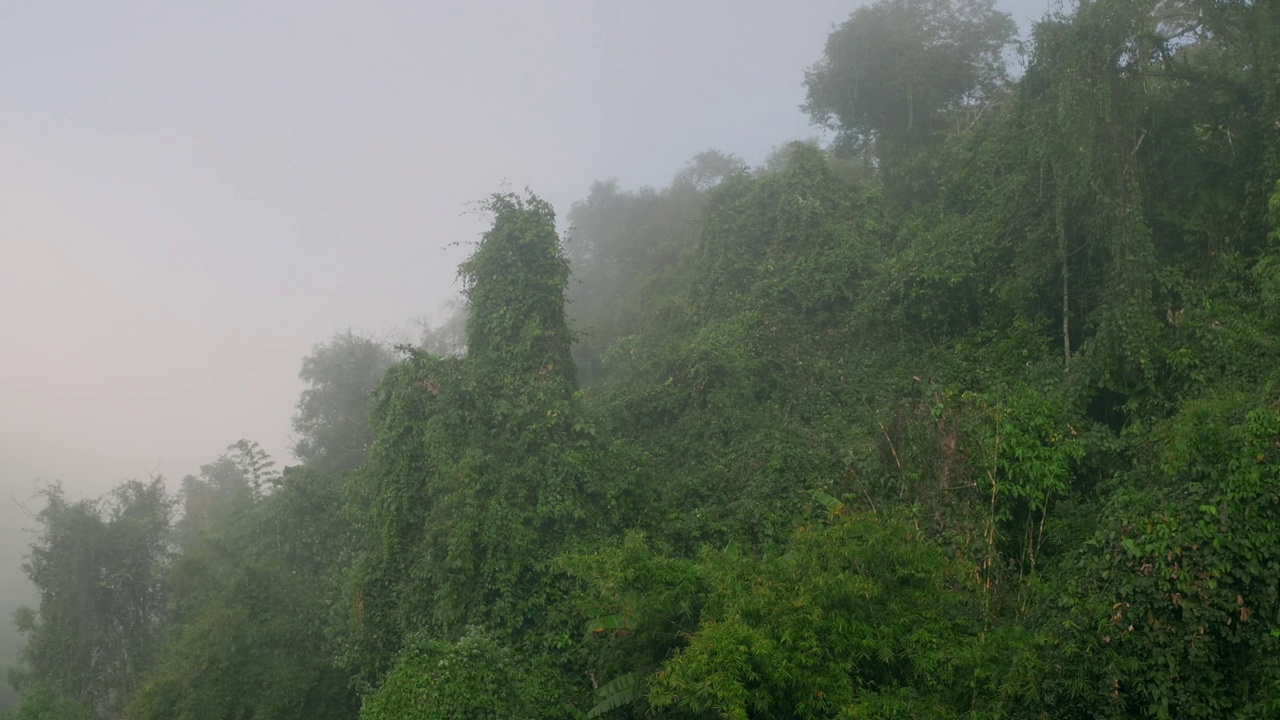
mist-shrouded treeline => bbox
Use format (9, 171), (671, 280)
(0, 509), (33, 713)
(6, 0), (1280, 718)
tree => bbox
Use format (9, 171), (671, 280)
(564, 151), (744, 383)
(804, 0), (1015, 149)
(291, 332), (397, 474)
(572, 512), (996, 720)
(583, 144), (886, 551)
(804, 0), (1015, 202)
(173, 440), (279, 550)
(461, 192), (576, 386)
(127, 555), (356, 720)
(130, 455), (357, 720)
(359, 628), (546, 720)
(11, 480), (171, 720)
(344, 192), (603, 696)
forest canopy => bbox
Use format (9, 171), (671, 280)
(6, 0), (1280, 718)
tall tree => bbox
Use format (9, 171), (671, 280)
(462, 193), (576, 387)
(10, 480), (171, 720)
(804, 0), (1015, 201)
(346, 192), (601, 700)
(804, 0), (1015, 148)
(291, 332), (396, 474)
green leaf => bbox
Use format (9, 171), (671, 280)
(589, 673), (644, 717)
(811, 490), (844, 514)
(583, 615), (625, 635)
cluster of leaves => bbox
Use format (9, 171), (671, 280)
(359, 627), (554, 720)
(568, 509), (1000, 720)
(1074, 391), (1280, 718)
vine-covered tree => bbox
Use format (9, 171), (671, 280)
(346, 192), (605, 706)
(461, 192), (577, 387)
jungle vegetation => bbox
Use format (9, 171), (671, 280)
(6, 0), (1280, 717)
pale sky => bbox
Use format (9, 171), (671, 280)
(0, 0), (1050, 596)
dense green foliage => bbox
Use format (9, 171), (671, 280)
(127, 461), (356, 720)
(340, 193), (614, 712)
(359, 627), (551, 720)
(7, 481), (170, 720)
(569, 510), (995, 720)
(8, 1), (1280, 718)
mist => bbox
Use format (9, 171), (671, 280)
(0, 0), (892, 489)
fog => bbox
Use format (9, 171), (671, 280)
(1, 0), (870, 493)
(1, 0), (1051, 707)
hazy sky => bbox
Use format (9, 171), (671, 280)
(0, 0), (1050, 549)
